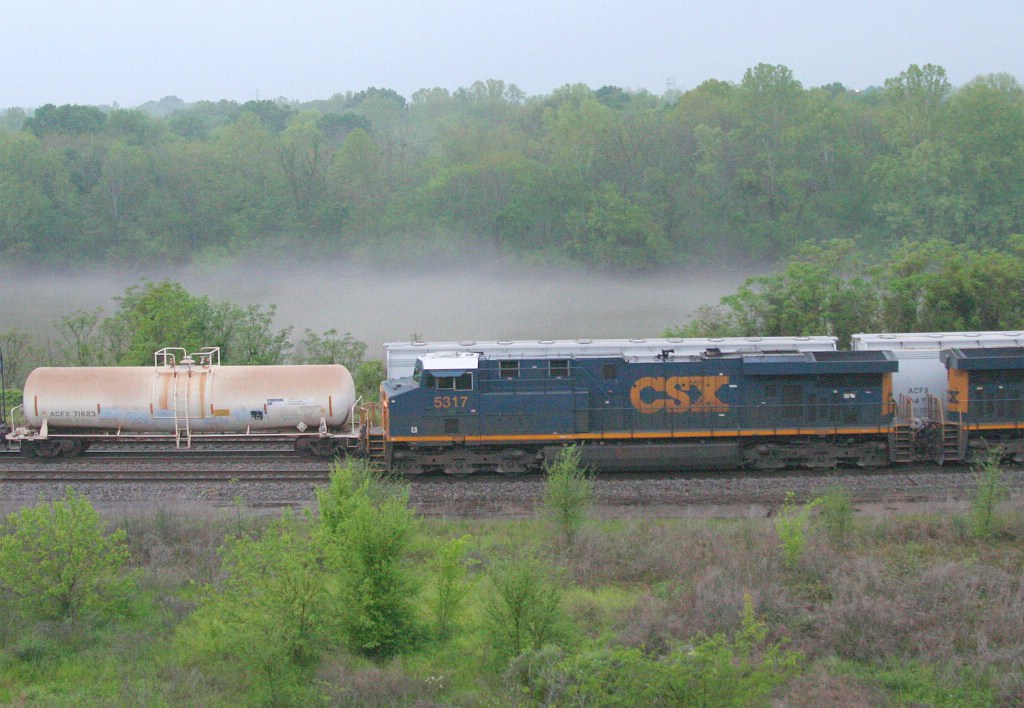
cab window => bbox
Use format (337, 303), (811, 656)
(436, 373), (473, 391)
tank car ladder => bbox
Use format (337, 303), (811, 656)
(172, 369), (192, 449)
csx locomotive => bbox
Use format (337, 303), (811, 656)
(4, 333), (1024, 472)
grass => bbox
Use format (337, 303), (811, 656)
(0, 496), (1021, 705)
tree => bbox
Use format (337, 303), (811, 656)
(0, 488), (134, 621)
(23, 104), (106, 137)
(0, 327), (40, 387)
(316, 459), (423, 659)
(542, 445), (593, 547)
(564, 182), (671, 269)
(180, 512), (336, 700)
(484, 551), (568, 664)
(298, 328), (367, 369)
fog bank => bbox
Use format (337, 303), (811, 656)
(0, 261), (759, 358)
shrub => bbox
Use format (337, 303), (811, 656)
(432, 534), (476, 640)
(969, 451), (1009, 539)
(317, 458), (424, 659)
(813, 486), (855, 547)
(484, 552), (570, 664)
(510, 594), (801, 706)
(177, 511), (336, 700)
(0, 488), (135, 622)
(542, 445), (593, 547)
(774, 492), (820, 570)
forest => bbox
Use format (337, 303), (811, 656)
(1, 63), (1022, 270)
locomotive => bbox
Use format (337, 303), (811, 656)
(4, 333), (1024, 472)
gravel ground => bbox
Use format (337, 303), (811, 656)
(2, 467), (1021, 520)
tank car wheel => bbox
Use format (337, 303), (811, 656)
(307, 439), (343, 458)
(34, 440), (66, 459)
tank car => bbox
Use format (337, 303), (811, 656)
(6, 347), (361, 457)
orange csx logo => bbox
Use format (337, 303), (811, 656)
(629, 376), (730, 413)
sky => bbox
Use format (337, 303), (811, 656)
(2, 0), (1022, 109)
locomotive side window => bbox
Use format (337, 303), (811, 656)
(436, 373), (473, 391)
(549, 360), (569, 378)
(603, 364), (617, 380)
(500, 361), (520, 379)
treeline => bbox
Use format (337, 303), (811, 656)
(1, 64), (1022, 269)
(669, 237), (1024, 345)
(0, 280), (383, 397)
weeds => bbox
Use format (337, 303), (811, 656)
(969, 451), (1009, 539)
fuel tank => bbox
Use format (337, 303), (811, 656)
(22, 364), (355, 434)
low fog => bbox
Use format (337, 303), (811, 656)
(0, 260), (759, 358)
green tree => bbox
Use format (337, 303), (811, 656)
(542, 445), (593, 547)
(298, 327), (367, 369)
(432, 535), (476, 640)
(0, 327), (41, 387)
(179, 512), (335, 700)
(564, 182), (671, 269)
(0, 488), (134, 622)
(316, 459), (423, 659)
(484, 552), (568, 663)
(23, 103), (107, 137)
(969, 451), (1009, 539)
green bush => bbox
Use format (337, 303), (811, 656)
(969, 451), (1009, 539)
(774, 492), (820, 570)
(0, 488), (135, 622)
(177, 511), (336, 701)
(813, 487), (855, 546)
(542, 445), (593, 547)
(432, 534), (476, 640)
(510, 594), (801, 706)
(317, 458), (424, 659)
(484, 551), (570, 665)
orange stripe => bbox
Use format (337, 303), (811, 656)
(389, 426), (895, 444)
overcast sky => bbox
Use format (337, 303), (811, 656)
(3, 0), (1022, 109)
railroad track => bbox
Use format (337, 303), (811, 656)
(0, 468), (330, 484)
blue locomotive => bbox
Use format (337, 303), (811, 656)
(381, 343), (901, 473)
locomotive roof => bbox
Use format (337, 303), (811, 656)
(385, 336), (838, 379)
(941, 346), (1024, 370)
(853, 331), (1024, 350)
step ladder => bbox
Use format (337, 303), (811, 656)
(938, 423), (964, 464)
(173, 370), (191, 448)
(365, 427), (386, 459)
(889, 394), (916, 463)
(889, 424), (915, 463)
(926, 393), (964, 464)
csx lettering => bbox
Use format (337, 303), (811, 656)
(629, 376), (729, 413)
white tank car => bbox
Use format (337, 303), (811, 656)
(20, 349), (355, 436)
(852, 332), (1024, 413)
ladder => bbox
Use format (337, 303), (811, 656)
(889, 425), (915, 463)
(889, 394), (915, 463)
(365, 427), (386, 459)
(939, 422), (964, 464)
(926, 393), (964, 464)
(173, 370), (191, 448)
